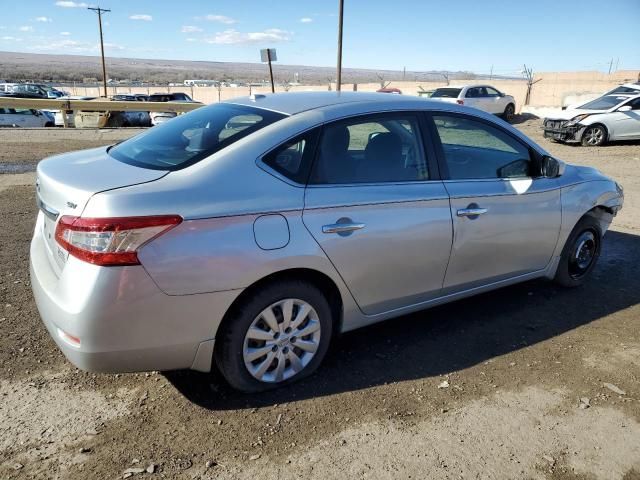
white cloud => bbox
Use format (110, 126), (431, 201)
(300, 17), (313, 23)
(28, 38), (125, 52)
(129, 14), (152, 21)
(204, 28), (291, 45)
(186, 38), (197, 42)
(1, 36), (19, 41)
(19, 26), (34, 32)
(60, 31), (71, 35)
(181, 25), (203, 33)
(35, 16), (53, 22)
(55, 1), (89, 7)
(200, 14), (236, 24)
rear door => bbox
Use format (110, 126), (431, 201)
(302, 112), (453, 315)
(428, 112), (561, 291)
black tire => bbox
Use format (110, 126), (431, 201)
(502, 103), (515, 122)
(214, 280), (333, 393)
(581, 124), (607, 147)
(554, 215), (602, 287)
(44, 122), (54, 128)
(108, 114), (126, 128)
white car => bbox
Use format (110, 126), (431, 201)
(430, 85), (516, 121)
(543, 94), (640, 146)
(0, 108), (54, 127)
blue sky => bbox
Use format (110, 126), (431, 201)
(0, 0), (638, 74)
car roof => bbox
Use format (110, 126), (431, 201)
(225, 91), (443, 115)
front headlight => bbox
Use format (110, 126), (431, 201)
(567, 113), (590, 125)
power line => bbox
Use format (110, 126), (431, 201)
(88, 6), (110, 97)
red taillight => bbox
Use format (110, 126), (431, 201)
(54, 215), (182, 266)
(456, 99), (464, 105)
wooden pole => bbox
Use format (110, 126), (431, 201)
(336, 0), (344, 91)
(88, 7), (110, 98)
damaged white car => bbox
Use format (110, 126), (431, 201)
(544, 93), (640, 146)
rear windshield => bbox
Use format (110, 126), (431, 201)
(109, 103), (286, 170)
(431, 88), (462, 98)
(579, 95), (629, 110)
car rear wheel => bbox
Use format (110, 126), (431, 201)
(554, 215), (602, 287)
(215, 280), (333, 392)
(581, 124), (607, 146)
(502, 103), (515, 122)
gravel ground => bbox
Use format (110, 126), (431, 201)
(1, 121), (639, 480)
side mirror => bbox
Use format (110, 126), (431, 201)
(618, 105), (632, 112)
(541, 155), (564, 178)
(368, 132), (383, 142)
(499, 92), (505, 97)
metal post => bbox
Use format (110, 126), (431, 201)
(88, 7), (110, 98)
(267, 49), (275, 93)
(336, 0), (344, 91)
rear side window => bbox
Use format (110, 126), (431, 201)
(431, 88), (462, 98)
(433, 114), (531, 179)
(262, 130), (320, 184)
(109, 104), (285, 170)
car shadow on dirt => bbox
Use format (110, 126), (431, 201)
(165, 229), (640, 409)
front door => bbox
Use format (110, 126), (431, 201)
(303, 112), (453, 315)
(611, 97), (640, 139)
(429, 113), (562, 291)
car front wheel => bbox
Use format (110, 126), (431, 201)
(581, 124), (607, 146)
(215, 280), (333, 392)
(554, 215), (602, 287)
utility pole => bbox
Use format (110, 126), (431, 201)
(88, 6), (110, 98)
(266, 48), (275, 93)
(608, 58), (613, 74)
(489, 65), (493, 80)
(336, 0), (344, 91)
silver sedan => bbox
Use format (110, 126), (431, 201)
(30, 92), (624, 392)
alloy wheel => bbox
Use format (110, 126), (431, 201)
(584, 126), (604, 146)
(242, 299), (321, 383)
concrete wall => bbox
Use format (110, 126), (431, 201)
(61, 70), (639, 110)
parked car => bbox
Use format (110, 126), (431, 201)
(74, 96), (152, 128)
(376, 87), (402, 94)
(147, 92), (200, 125)
(31, 92), (623, 392)
(0, 108), (54, 127)
(430, 85), (516, 121)
(543, 93), (640, 146)
(45, 96), (97, 127)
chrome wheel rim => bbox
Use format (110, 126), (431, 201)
(569, 230), (597, 278)
(243, 299), (321, 383)
(585, 127), (604, 146)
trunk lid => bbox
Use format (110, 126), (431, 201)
(36, 146), (168, 274)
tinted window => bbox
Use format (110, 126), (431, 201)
(109, 104), (285, 170)
(433, 115), (531, 179)
(262, 130), (319, 184)
(310, 114), (428, 184)
(432, 88), (462, 98)
(625, 98), (640, 110)
(485, 87), (500, 96)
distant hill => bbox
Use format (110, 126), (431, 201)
(0, 50), (506, 85)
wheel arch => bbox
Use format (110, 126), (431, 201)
(581, 122), (609, 142)
(217, 267), (344, 338)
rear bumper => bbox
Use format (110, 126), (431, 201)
(30, 220), (241, 373)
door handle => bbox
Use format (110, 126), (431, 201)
(457, 208), (488, 217)
(322, 222), (366, 234)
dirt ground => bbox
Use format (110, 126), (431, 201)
(1, 121), (639, 480)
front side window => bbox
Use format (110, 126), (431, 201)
(433, 115), (531, 180)
(310, 114), (428, 184)
(485, 87), (500, 97)
(109, 104), (285, 170)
